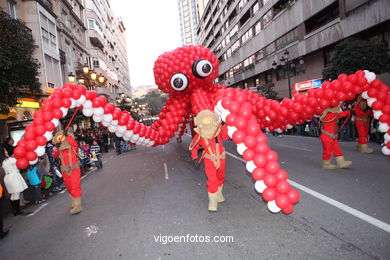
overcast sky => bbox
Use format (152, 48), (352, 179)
(110, 0), (182, 89)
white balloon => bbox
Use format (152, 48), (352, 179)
(43, 131), (53, 142)
(276, 128), (283, 134)
(373, 110), (383, 120)
(115, 131), (124, 137)
(361, 91), (369, 100)
(136, 137), (145, 145)
(76, 95), (86, 106)
(227, 126), (237, 138)
(111, 120), (118, 126)
(82, 107), (94, 117)
(93, 114), (103, 123)
(364, 71), (376, 83)
(246, 160), (256, 173)
(237, 143), (247, 155)
(51, 118), (60, 127)
(117, 125), (127, 133)
(123, 135), (130, 141)
(60, 107), (68, 118)
(255, 180), (267, 193)
(149, 141), (155, 146)
(214, 106), (221, 116)
(267, 200), (281, 213)
(29, 158), (38, 165)
(384, 133), (390, 142)
(34, 146), (46, 157)
(378, 123), (390, 133)
(101, 120), (111, 127)
(103, 113), (113, 122)
(69, 98), (77, 108)
(381, 146), (390, 156)
(221, 109), (230, 122)
(83, 100), (93, 108)
(367, 98), (377, 107)
(287, 124), (293, 129)
(108, 125), (117, 133)
(216, 100), (224, 112)
(125, 130), (134, 138)
(93, 107), (104, 116)
(130, 134), (139, 143)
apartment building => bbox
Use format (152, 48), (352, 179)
(178, 0), (210, 45)
(197, 0), (390, 98)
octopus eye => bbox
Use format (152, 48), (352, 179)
(192, 59), (213, 78)
(170, 73), (189, 91)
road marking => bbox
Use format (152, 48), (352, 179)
(224, 151), (390, 234)
(84, 225), (99, 237)
(164, 162), (169, 180)
(59, 190), (66, 194)
(276, 143), (312, 152)
(27, 203), (48, 217)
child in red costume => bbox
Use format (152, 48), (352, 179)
(53, 131), (82, 214)
(320, 106), (352, 169)
(190, 110), (229, 212)
(354, 99), (373, 153)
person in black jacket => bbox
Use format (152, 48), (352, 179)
(2, 137), (14, 157)
(0, 146), (10, 239)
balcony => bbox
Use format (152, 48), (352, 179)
(89, 29), (104, 49)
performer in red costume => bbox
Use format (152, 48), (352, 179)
(320, 106), (352, 169)
(354, 98), (373, 153)
(189, 110), (229, 212)
(53, 130), (82, 214)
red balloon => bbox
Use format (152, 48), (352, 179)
(16, 158), (29, 169)
(319, 99), (329, 109)
(34, 125), (46, 136)
(264, 174), (277, 187)
(254, 154), (267, 168)
(226, 113), (237, 126)
(282, 204), (294, 214)
(276, 194), (291, 209)
(104, 103), (115, 114)
(52, 109), (63, 119)
(232, 130), (245, 143)
(17, 139), (26, 148)
(24, 130), (36, 141)
(63, 88), (73, 98)
(33, 117), (45, 126)
(254, 143), (270, 154)
(275, 169), (288, 181)
(26, 151), (38, 161)
(244, 135), (256, 149)
(372, 101), (384, 111)
(14, 146), (26, 159)
(266, 161), (280, 174)
(36, 136), (47, 146)
(255, 133), (267, 144)
(276, 180), (291, 194)
(72, 90), (81, 100)
(239, 106), (252, 119)
(235, 93), (248, 104)
(266, 150), (278, 161)
(262, 188), (277, 201)
(25, 140), (38, 151)
(235, 117), (247, 130)
(77, 84), (87, 94)
(62, 98), (71, 108)
(287, 189), (300, 204)
(252, 167), (266, 181)
(44, 121), (55, 132)
(243, 148), (255, 161)
(51, 98), (63, 109)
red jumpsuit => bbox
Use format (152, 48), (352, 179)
(53, 135), (82, 199)
(355, 106), (372, 144)
(320, 111), (350, 160)
(190, 126), (229, 193)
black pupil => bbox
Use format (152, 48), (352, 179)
(173, 77), (183, 88)
(202, 63), (211, 73)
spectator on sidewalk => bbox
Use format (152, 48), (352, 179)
(0, 149), (10, 239)
(2, 149), (27, 216)
(130, 142), (136, 151)
(2, 137), (14, 157)
(101, 129), (109, 152)
(114, 135), (122, 155)
(90, 140), (103, 169)
(46, 141), (63, 191)
(78, 142), (88, 174)
(27, 159), (48, 204)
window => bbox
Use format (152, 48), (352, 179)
(276, 28), (298, 50)
(92, 57), (100, 68)
(263, 0), (270, 5)
(238, 0), (244, 9)
(255, 49), (264, 62)
(45, 54), (61, 88)
(305, 2), (339, 34)
(243, 55), (255, 67)
(264, 43), (275, 56)
(230, 24), (238, 39)
(7, 0), (16, 19)
(88, 19), (95, 29)
(265, 70), (272, 83)
(241, 29), (253, 45)
(262, 9), (273, 28)
(254, 21), (261, 35)
(253, 3), (259, 14)
(231, 40), (240, 53)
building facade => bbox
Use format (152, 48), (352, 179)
(178, 0), (210, 45)
(197, 0), (390, 98)
(0, 0), (131, 139)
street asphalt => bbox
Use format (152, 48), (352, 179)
(0, 134), (389, 259)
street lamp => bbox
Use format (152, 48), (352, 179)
(90, 70), (97, 81)
(68, 72), (75, 83)
(98, 73), (105, 84)
(82, 64), (89, 74)
(78, 78), (85, 84)
(272, 49), (301, 98)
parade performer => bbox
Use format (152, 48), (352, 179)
(52, 130), (82, 214)
(320, 106), (352, 169)
(189, 110), (229, 212)
(354, 98), (373, 153)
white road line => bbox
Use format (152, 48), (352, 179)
(27, 203), (48, 217)
(59, 190), (66, 194)
(164, 162), (169, 180)
(276, 143), (312, 152)
(224, 151), (390, 234)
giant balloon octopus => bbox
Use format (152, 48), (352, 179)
(13, 45), (390, 214)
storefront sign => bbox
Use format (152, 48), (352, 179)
(294, 78), (324, 92)
(16, 101), (40, 108)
